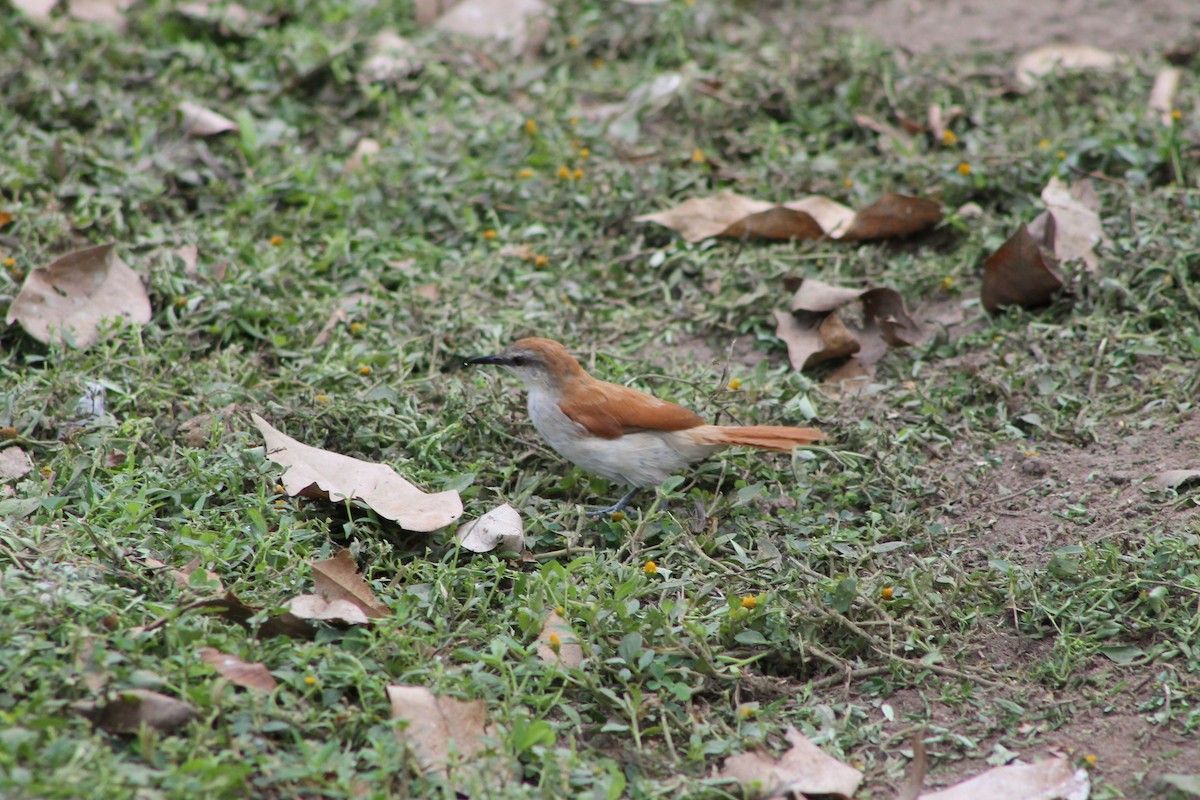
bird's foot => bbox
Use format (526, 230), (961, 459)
(585, 487), (641, 518)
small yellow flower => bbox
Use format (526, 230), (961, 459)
(611, 510), (626, 522)
(555, 605), (565, 615)
(1024, 449), (1040, 458)
(940, 276), (955, 291)
(556, 165), (571, 180)
(269, 235), (284, 247)
(592, 58), (604, 69)
(357, 365), (372, 376)
(1038, 138), (1051, 149)
(740, 595), (757, 610)
(956, 162), (971, 176)
(2, 257), (14, 268)
(691, 148), (706, 164)
(524, 118), (538, 136)
(349, 321), (366, 335)
(843, 178), (854, 188)
(941, 129), (958, 146)
(881, 586), (894, 601)
(534, 255), (549, 267)
(274, 483), (286, 494)
(518, 167), (534, 179)
(41, 466), (54, 478)
(548, 632), (561, 651)
(1056, 150), (1067, 160)
(579, 147), (590, 159)
(305, 676), (317, 686)
(315, 394), (330, 404)
(643, 560), (658, 575)
(1171, 109), (1182, 121)
(483, 229), (497, 240)
(568, 117), (579, 127)
(1083, 754), (1097, 766)
(736, 703), (757, 719)
(727, 378), (742, 391)
(572, 168), (584, 180)
(567, 35), (580, 49)
(0, 427), (17, 440)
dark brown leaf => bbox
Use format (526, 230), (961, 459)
(74, 689), (198, 734)
(199, 647), (277, 692)
(982, 224), (1064, 313)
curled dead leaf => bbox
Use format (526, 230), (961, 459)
(432, 0), (550, 53)
(387, 685), (495, 775)
(310, 548), (387, 619)
(636, 192), (939, 243)
(345, 137), (382, 173)
(199, 647), (277, 692)
(1153, 469), (1200, 491)
(981, 224), (1064, 313)
(252, 414), (463, 532)
(1038, 177), (1104, 273)
(144, 556), (224, 593)
(288, 594), (372, 625)
(10, 0), (57, 21)
(1149, 67), (1183, 126)
(719, 726), (863, 799)
(69, 0), (134, 27)
(1015, 43), (1124, 88)
(536, 610), (583, 668)
(189, 592), (315, 639)
(74, 689), (198, 734)
(179, 102), (239, 137)
(455, 503), (524, 554)
(918, 757), (1088, 800)
(0, 447), (34, 482)
(6, 243), (152, 348)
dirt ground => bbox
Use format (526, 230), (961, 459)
(831, 0), (1200, 56)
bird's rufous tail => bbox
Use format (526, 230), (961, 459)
(691, 424), (828, 452)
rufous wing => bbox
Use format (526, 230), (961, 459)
(558, 379), (705, 439)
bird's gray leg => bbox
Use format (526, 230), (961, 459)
(585, 487), (641, 517)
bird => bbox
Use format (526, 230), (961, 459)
(467, 337), (827, 516)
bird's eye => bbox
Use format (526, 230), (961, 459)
(510, 355), (528, 367)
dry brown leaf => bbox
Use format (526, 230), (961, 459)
(777, 280), (921, 372)
(345, 138), (382, 173)
(310, 548), (387, 619)
(982, 224), (1064, 313)
(179, 102), (238, 137)
(173, 244), (199, 277)
(387, 685), (495, 775)
(719, 726), (863, 799)
(199, 647), (277, 692)
(252, 414), (463, 532)
(414, 0), (458, 26)
(1039, 177), (1104, 273)
(288, 594), (372, 625)
(74, 689), (198, 734)
(636, 192), (939, 243)
(918, 757), (1088, 800)
(414, 283), (441, 302)
(1015, 43), (1123, 88)
(1149, 67), (1183, 126)
(1153, 469), (1200, 490)
(360, 32), (421, 83)
(854, 113), (916, 152)
(6, 243), (152, 347)
(0, 447), (33, 482)
(536, 610), (583, 668)
(432, 0), (550, 52)
(191, 592), (315, 639)
(10, 0), (57, 20)
(68, 0), (133, 26)
(455, 503), (524, 554)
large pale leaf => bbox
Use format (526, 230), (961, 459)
(1015, 44), (1123, 88)
(719, 726), (862, 799)
(199, 647), (277, 692)
(1038, 177), (1104, 273)
(0, 447), (34, 482)
(536, 610), (584, 668)
(6, 243), (151, 347)
(636, 192), (939, 243)
(981, 224), (1064, 313)
(387, 685), (495, 775)
(252, 414), (462, 532)
(74, 689), (198, 734)
(919, 757), (1089, 800)
(310, 548), (387, 619)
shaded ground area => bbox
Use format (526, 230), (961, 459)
(832, 0), (1200, 55)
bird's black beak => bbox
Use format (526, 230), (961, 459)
(466, 354), (509, 367)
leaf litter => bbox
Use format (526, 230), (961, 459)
(918, 757), (1089, 800)
(199, 647), (277, 692)
(536, 610), (584, 668)
(636, 191), (941, 243)
(253, 414), (463, 532)
(74, 689), (198, 734)
(6, 243), (152, 347)
(717, 726), (863, 799)
(455, 503), (524, 553)
(387, 685), (499, 778)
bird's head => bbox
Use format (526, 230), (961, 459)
(466, 337), (584, 392)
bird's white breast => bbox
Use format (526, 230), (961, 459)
(525, 388), (720, 487)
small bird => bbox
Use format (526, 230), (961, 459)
(467, 337), (827, 516)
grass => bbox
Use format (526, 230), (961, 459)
(2, 0), (1199, 797)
